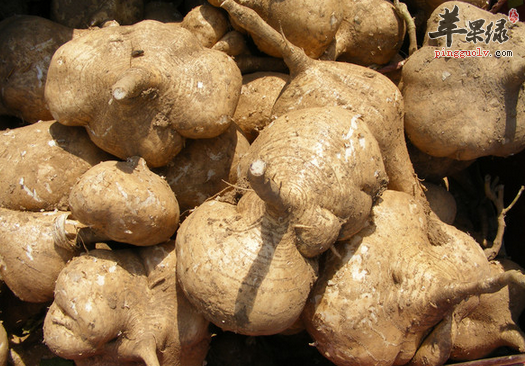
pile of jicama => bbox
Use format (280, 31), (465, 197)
(0, 0), (524, 365)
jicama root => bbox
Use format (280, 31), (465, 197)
(401, 2), (525, 161)
(0, 16), (80, 122)
(237, 106), (388, 257)
(176, 190), (319, 336)
(45, 19), (242, 167)
(176, 106), (388, 335)
(210, 0), (344, 59)
(0, 120), (111, 211)
(447, 259), (525, 361)
(321, 0), (406, 66)
(43, 242), (211, 366)
(233, 71), (288, 142)
(156, 123), (250, 213)
(0, 209), (102, 303)
(69, 157), (180, 246)
(303, 190), (525, 366)
(220, 0), (422, 198)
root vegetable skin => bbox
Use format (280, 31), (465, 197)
(401, 2), (525, 160)
(44, 242), (211, 366)
(449, 259), (525, 361)
(303, 190), (525, 366)
(181, 4), (229, 48)
(237, 106), (388, 257)
(0, 16), (76, 123)
(211, 0), (343, 59)
(45, 20), (242, 167)
(233, 71), (288, 142)
(0, 209), (90, 303)
(176, 191), (319, 336)
(157, 123), (250, 213)
(220, 0), (421, 198)
(0, 120), (111, 211)
(321, 0), (406, 66)
(69, 157), (179, 246)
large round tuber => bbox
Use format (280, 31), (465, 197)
(69, 157), (180, 246)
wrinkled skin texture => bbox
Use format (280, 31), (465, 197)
(0, 209), (84, 303)
(237, 107), (388, 257)
(303, 190), (525, 366)
(0, 120), (111, 211)
(44, 242), (210, 366)
(157, 123), (250, 213)
(0, 16), (74, 122)
(402, 2), (525, 160)
(50, 0), (144, 28)
(45, 20), (242, 167)
(176, 191), (319, 336)
(449, 259), (525, 361)
(69, 157), (179, 246)
(219, 0), (421, 198)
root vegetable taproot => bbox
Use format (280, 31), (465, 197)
(44, 241), (211, 366)
(45, 19), (242, 167)
(237, 106), (388, 257)
(0, 120), (112, 212)
(209, 0), (343, 59)
(0, 209), (102, 303)
(303, 189), (525, 366)
(69, 157), (179, 246)
(156, 123), (250, 213)
(220, 0), (421, 198)
(401, 2), (525, 161)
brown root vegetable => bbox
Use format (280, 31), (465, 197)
(303, 190), (525, 366)
(401, 2), (525, 161)
(220, 0), (421, 198)
(176, 191), (319, 336)
(0, 120), (112, 212)
(69, 157), (179, 246)
(422, 180), (457, 225)
(45, 19), (242, 167)
(210, 0), (343, 59)
(181, 3), (229, 48)
(321, 0), (406, 66)
(0, 209), (101, 303)
(156, 123), (250, 213)
(237, 106), (388, 257)
(176, 106), (387, 335)
(211, 30), (250, 57)
(232, 71), (288, 142)
(50, 0), (145, 28)
(44, 242), (211, 366)
(0, 16), (76, 123)
(446, 258), (525, 361)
